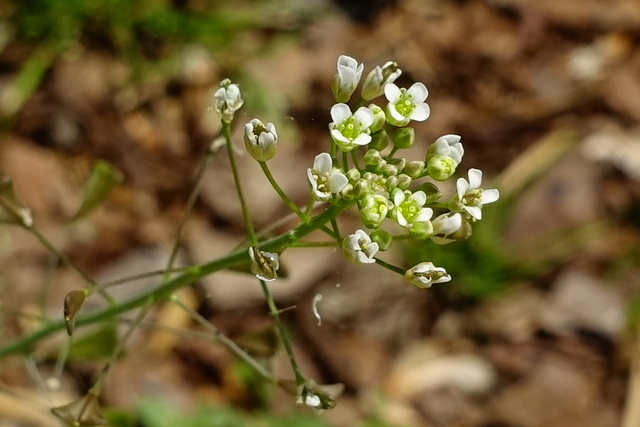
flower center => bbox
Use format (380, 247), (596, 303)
(339, 117), (364, 140)
(395, 92), (415, 117)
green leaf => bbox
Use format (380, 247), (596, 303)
(70, 160), (122, 222)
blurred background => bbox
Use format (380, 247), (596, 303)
(1, 0), (640, 426)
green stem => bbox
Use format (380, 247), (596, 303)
(342, 151), (349, 171)
(374, 257), (406, 276)
(289, 241), (339, 248)
(351, 150), (361, 171)
(0, 199), (353, 358)
(259, 162), (305, 220)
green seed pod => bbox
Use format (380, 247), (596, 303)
(64, 289), (88, 336)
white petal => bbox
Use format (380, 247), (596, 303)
(330, 103), (352, 124)
(353, 107), (374, 128)
(409, 103), (430, 121)
(465, 205), (482, 220)
(396, 211), (408, 227)
(456, 178), (470, 199)
(410, 191), (427, 207)
(313, 153), (332, 173)
(384, 83), (401, 103)
(468, 168), (483, 190)
(331, 128), (351, 144)
(433, 213), (462, 235)
(387, 104), (407, 122)
(352, 134), (372, 146)
(354, 229), (369, 241)
(407, 82), (428, 103)
(393, 189), (405, 206)
(338, 55), (357, 69)
(415, 207), (433, 222)
(328, 171), (348, 193)
(481, 188), (500, 205)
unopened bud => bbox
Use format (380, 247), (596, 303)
(405, 160), (425, 179)
(368, 104), (386, 133)
(369, 130), (390, 151)
(391, 127), (415, 149)
(427, 155), (457, 181)
(370, 229), (393, 251)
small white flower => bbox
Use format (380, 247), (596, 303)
(248, 246), (279, 282)
(359, 194), (389, 228)
(428, 134), (464, 165)
(342, 229), (379, 264)
(329, 104), (374, 152)
(405, 262), (451, 288)
(244, 119), (277, 162)
(213, 79), (244, 123)
(331, 55), (364, 103)
(391, 189), (433, 228)
(384, 82), (430, 127)
(456, 168), (500, 220)
(307, 153), (348, 202)
(362, 61), (402, 100)
(430, 212), (463, 245)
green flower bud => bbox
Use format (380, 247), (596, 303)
(388, 157), (406, 173)
(405, 160), (425, 179)
(368, 104), (386, 133)
(397, 174), (412, 190)
(427, 155), (457, 181)
(382, 164), (398, 176)
(409, 220), (434, 239)
(346, 168), (361, 182)
(370, 229), (393, 251)
(364, 149), (384, 168)
(340, 183), (355, 200)
(391, 127), (415, 149)
(386, 175), (399, 190)
(369, 130), (390, 151)
(354, 179), (371, 197)
(416, 182), (442, 203)
(359, 194), (389, 229)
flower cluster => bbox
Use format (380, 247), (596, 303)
(217, 55), (499, 289)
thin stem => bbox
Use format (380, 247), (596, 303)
(26, 226), (115, 305)
(169, 295), (278, 384)
(223, 121), (306, 386)
(0, 199), (353, 358)
(342, 151), (349, 171)
(330, 217), (342, 242)
(374, 257), (406, 276)
(350, 150), (361, 171)
(99, 267), (192, 290)
(259, 161), (305, 220)
(289, 241), (339, 248)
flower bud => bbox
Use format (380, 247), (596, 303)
(370, 229), (393, 251)
(404, 262), (451, 288)
(340, 183), (355, 200)
(382, 163), (398, 176)
(346, 168), (361, 182)
(426, 134), (463, 165)
(404, 160), (425, 179)
(367, 104), (386, 133)
(397, 174), (412, 190)
(389, 157), (406, 172)
(354, 179), (371, 197)
(409, 219), (434, 239)
(427, 155), (457, 181)
(359, 194), (389, 229)
(342, 229), (378, 264)
(363, 149), (384, 168)
(416, 182), (442, 203)
(331, 55), (363, 103)
(248, 246), (279, 282)
(385, 175), (399, 190)
(369, 130), (390, 151)
(391, 127), (415, 149)
(361, 61), (402, 100)
(214, 79), (244, 123)
(244, 119), (278, 162)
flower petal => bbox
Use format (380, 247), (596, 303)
(456, 178), (470, 200)
(313, 153), (332, 173)
(481, 189), (500, 205)
(330, 103), (352, 124)
(328, 171), (348, 193)
(407, 82), (428, 102)
(353, 107), (374, 128)
(468, 168), (483, 190)
(409, 103), (430, 121)
(384, 83), (401, 103)
(410, 190), (427, 206)
(465, 205), (482, 220)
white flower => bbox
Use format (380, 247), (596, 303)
(331, 55), (364, 103)
(430, 212), (463, 245)
(391, 189), (433, 228)
(362, 61), (402, 100)
(244, 119), (277, 162)
(248, 246), (279, 282)
(213, 79), (244, 123)
(342, 230), (379, 264)
(427, 134), (464, 165)
(329, 104), (374, 152)
(307, 153), (348, 202)
(359, 194), (389, 228)
(456, 168), (500, 220)
(405, 262), (451, 288)
(384, 82), (430, 127)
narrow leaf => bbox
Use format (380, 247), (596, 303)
(70, 160), (122, 221)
